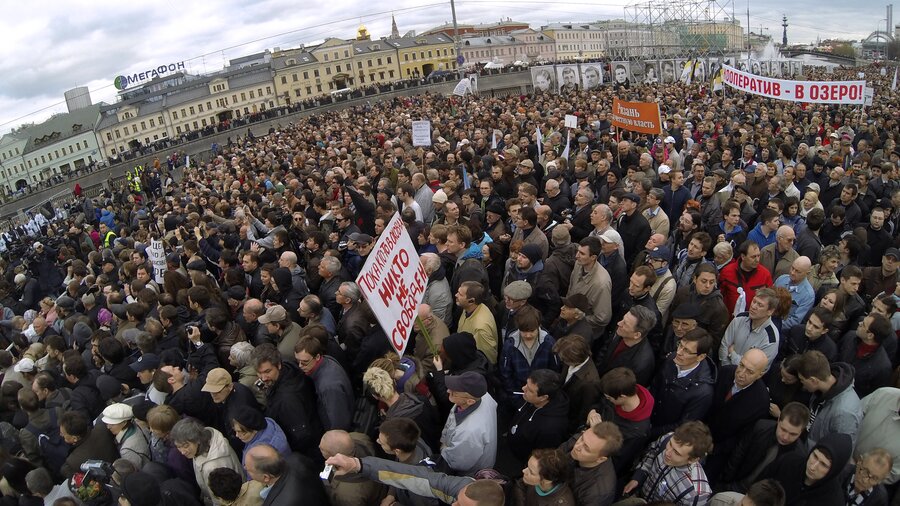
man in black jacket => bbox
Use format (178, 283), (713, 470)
(760, 432), (853, 506)
(246, 444), (330, 506)
(716, 401), (809, 492)
(252, 343), (321, 456)
(62, 354), (103, 421)
(596, 306), (657, 386)
(704, 348), (771, 481)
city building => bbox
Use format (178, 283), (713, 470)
(541, 23), (606, 60)
(459, 35), (524, 66)
(423, 19), (530, 38)
(387, 34), (457, 79)
(0, 105), (102, 194)
(96, 64), (277, 159)
(508, 28), (556, 63)
(272, 47), (320, 106)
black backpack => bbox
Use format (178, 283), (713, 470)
(25, 409), (69, 479)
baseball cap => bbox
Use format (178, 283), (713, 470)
(658, 164), (672, 175)
(648, 245), (671, 261)
(258, 305), (287, 324)
(664, 136), (676, 144)
(885, 248), (900, 260)
(129, 353), (160, 373)
(201, 368), (233, 393)
(597, 230), (618, 244)
(621, 193), (641, 204)
(348, 232), (374, 244)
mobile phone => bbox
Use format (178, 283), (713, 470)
(319, 464), (335, 481)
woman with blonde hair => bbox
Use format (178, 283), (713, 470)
(362, 366), (440, 450)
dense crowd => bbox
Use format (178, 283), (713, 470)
(0, 61), (897, 506)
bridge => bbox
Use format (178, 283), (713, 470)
(779, 48), (859, 65)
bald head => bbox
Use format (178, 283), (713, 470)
(789, 256), (812, 283)
(646, 233), (666, 250)
(320, 430), (354, 459)
(279, 251), (298, 268)
(776, 225), (795, 239)
(735, 348), (769, 387)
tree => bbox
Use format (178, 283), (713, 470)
(831, 44), (856, 59)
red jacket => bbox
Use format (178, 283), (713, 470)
(718, 260), (773, 314)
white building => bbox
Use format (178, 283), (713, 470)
(541, 23), (606, 60)
(0, 105), (102, 194)
(508, 28), (557, 63)
(459, 36), (525, 65)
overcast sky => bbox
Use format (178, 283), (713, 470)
(0, 0), (885, 134)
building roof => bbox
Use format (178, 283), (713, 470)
(22, 104), (102, 155)
(460, 35), (521, 47)
(384, 33), (454, 49)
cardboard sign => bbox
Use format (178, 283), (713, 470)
(610, 98), (662, 135)
(722, 64), (867, 105)
(412, 120), (432, 146)
(356, 213), (428, 357)
(564, 114), (578, 128)
(148, 239), (166, 284)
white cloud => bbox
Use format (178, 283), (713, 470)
(0, 0), (881, 133)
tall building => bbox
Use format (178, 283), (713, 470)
(541, 23), (606, 60)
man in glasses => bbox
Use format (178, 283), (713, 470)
(648, 328), (715, 439)
(843, 449), (893, 506)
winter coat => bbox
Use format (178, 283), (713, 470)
(262, 362), (321, 454)
(384, 392), (441, 452)
(596, 335), (656, 386)
(837, 335), (892, 399)
(500, 329), (560, 398)
(649, 355), (716, 439)
(423, 267), (454, 328)
(241, 417), (290, 465)
(440, 393), (499, 476)
(192, 428), (243, 505)
(262, 453), (330, 506)
(308, 355), (355, 431)
(717, 419), (807, 492)
(507, 392), (570, 464)
(61, 423), (119, 479)
(760, 433), (853, 506)
(806, 362), (862, 448)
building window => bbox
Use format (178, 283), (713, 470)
(379, 71), (384, 80)
(369, 73), (375, 81)
(303, 71), (309, 79)
(357, 61), (363, 69)
(323, 53), (328, 61)
(266, 86), (272, 94)
(314, 70), (319, 77)
(241, 93), (246, 100)
(404, 54), (409, 61)
(115, 130), (121, 139)
(189, 106), (195, 115)
(193, 121), (199, 129)
(367, 59), (372, 67)
(316, 84), (322, 92)
(377, 58), (382, 65)
(334, 66), (340, 74)
(140, 121), (146, 130)
(106, 133), (112, 141)
(295, 89), (302, 97)
(389, 70), (395, 78)
(326, 67), (332, 75)
(292, 74), (298, 82)
(250, 90), (255, 98)
(344, 50), (349, 57)
(149, 119), (155, 127)
(345, 64), (351, 71)
(306, 86), (312, 94)
(131, 125), (137, 134)
(387, 57), (392, 63)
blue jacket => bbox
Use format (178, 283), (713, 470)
(747, 223), (776, 249)
(500, 329), (560, 398)
(242, 417), (291, 463)
(662, 185), (691, 222)
(774, 275), (815, 331)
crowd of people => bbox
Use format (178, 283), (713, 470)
(0, 60), (896, 506)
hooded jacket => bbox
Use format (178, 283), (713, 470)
(428, 332), (491, 417)
(263, 361), (322, 454)
(385, 392), (441, 452)
(807, 362), (862, 448)
(649, 355), (716, 439)
(507, 392), (570, 464)
(240, 417), (290, 465)
(543, 242), (577, 296)
(761, 432), (852, 506)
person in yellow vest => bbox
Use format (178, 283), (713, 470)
(99, 222), (117, 248)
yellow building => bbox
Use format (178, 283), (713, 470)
(388, 34), (457, 79)
(272, 47), (321, 105)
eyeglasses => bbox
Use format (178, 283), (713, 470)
(676, 341), (700, 355)
(856, 466), (882, 482)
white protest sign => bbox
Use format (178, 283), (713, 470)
(356, 212), (428, 357)
(864, 87), (874, 106)
(148, 239), (166, 284)
(722, 65), (867, 105)
(564, 114), (578, 128)
(412, 120), (432, 146)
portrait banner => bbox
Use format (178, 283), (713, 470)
(531, 66), (556, 93)
(579, 63), (603, 90)
(556, 64), (580, 93)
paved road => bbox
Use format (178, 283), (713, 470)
(1, 70), (530, 219)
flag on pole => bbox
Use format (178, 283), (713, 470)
(893, 67), (898, 91)
(561, 129), (571, 161)
(680, 60), (694, 84)
(712, 67), (724, 92)
(535, 126), (543, 158)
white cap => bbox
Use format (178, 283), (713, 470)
(14, 274), (25, 285)
(658, 164), (672, 175)
(664, 136), (676, 144)
(101, 403), (134, 425)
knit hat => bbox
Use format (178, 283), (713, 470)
(519, 244), (542, 265)
(432, 189), (448, 204)
(441, 332), (478, 369)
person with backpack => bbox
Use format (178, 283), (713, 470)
(16, 388), (68, 481)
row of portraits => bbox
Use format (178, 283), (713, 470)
(530, 58), (806, 93)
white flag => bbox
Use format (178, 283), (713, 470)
(561, 129), (571, 161)
(535, 127), (542, 158)
(893, 67), (898, 91)
(452, 78), (472, 97)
